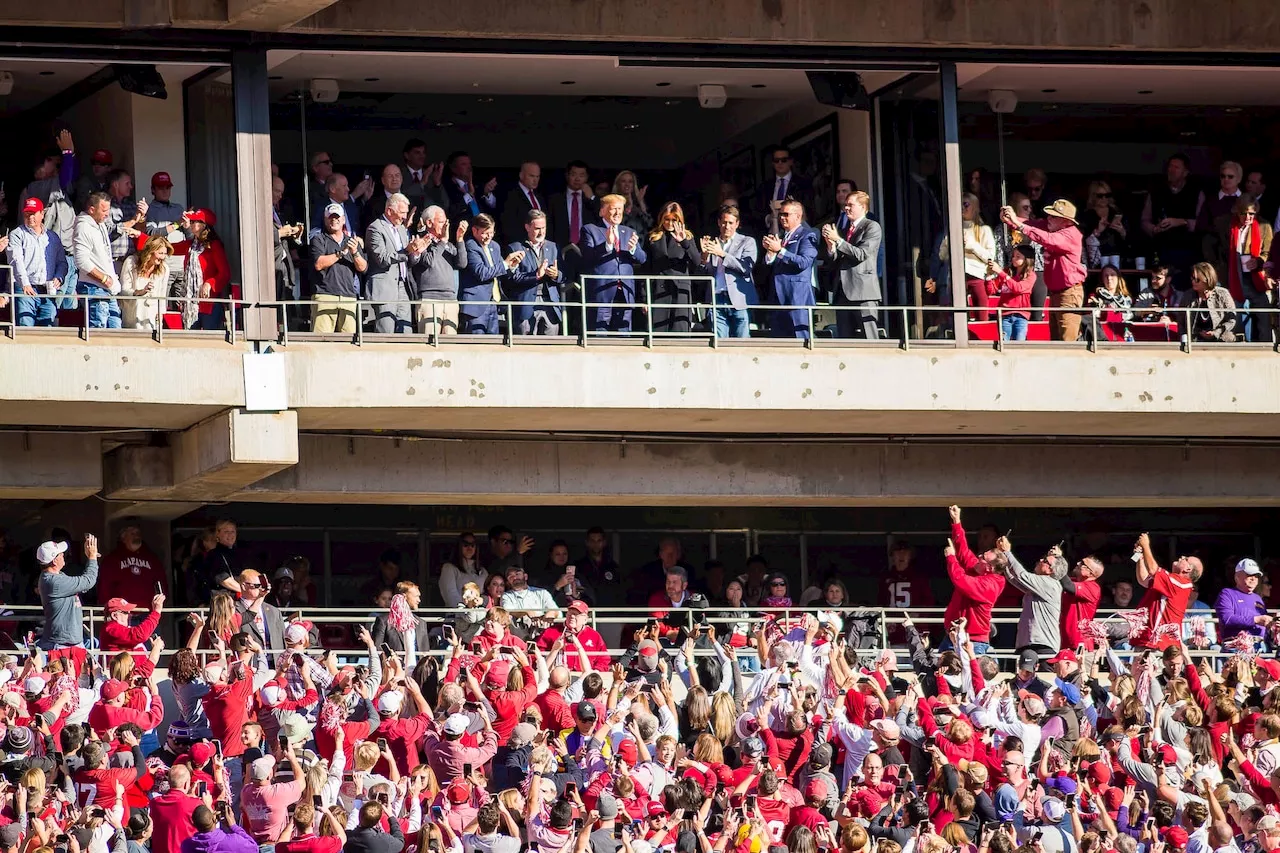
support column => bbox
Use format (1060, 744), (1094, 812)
(938, 62), (968, 346)
(232, 48), (276, 342)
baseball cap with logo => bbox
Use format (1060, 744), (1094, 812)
(324, 202), (345, 219)
(35, 541), (68, 566)
(284, 623), (308, 645)
(1237, 558), (1263, 576)
(105, 598), (137, 614)
(100, 680), (129, 701)
(151, 172), (173, 188)
(22, 198), (43, 215)
(91, 149), (113, 166)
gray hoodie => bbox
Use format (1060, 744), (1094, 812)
(1004, 551), (1062, 650)
(38, 558), (98, 648)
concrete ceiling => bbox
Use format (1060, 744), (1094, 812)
(957, 63), (1280, 106)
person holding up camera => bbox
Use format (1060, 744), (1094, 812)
(100, 592), (164, 664)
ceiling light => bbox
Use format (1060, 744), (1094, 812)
(1225, 106), (1242, 113)
(268, 75), (283, 81)
(663, 99), (678, 105)
(655, 82), (671, 87)
(477, 96), (494, 103)
(1040, 88), (1057, 93)
(751, 84), (767, 89)
(364, 77), (380, 82)
(435, 120), (454, 128)
(39, 71), (55, 77)
(1180, 130), (1196, 137)
(622, 123), (640, 130)
(1137, 89), (1154, 95)
(560, 80), (576, 85)
(1042, 104), (1058, 110)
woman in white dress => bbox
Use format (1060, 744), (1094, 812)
(120, 235), (172, 329)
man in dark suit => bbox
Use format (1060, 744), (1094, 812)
(271, 177), (304, 330)
(500, 161), (546, 245)
(505, 209), (563, 335)
(580, 194), (647, 333)
(399, 137), (448, 211)
(547, 161), (599, 284)
(459, 214), (521, 335)
(754, 145), (813, 234)
(763, 199), (820, 339)
(444, 150), (498, 223)
(364, 164), (418, 232)
(370, 580), (433, 654)
(822, 190), (883, 340)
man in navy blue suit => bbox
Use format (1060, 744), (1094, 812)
(459, 214), (522, 335)
(580, 194), (647, 334)
(762, 199), (820, 339)
(444, 151), (498, 224)
(505, 209), (564, 335)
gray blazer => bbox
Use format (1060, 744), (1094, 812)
(235, 599), (286, 656)
(830, 217), (883, 303)
(365, 217), (413, 295)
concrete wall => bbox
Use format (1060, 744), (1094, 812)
(63, 83), (136, 174)
(131, 69), (190, 206)
(4, 337), (1280, 439)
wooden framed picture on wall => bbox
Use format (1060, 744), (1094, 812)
(783, 114), (840, 224)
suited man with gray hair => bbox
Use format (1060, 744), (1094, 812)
(410, 205), (469, 335)
(821, 190), (883, 340)
(366, 193), (428, 333)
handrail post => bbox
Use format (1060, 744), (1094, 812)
(645, 277), (653, 348)
(356, 300), (364, 347)
(1088, 308), (1099, 352)
(805, 305), (814, 349)
(710, 281), (718, 349)
(81, 293), (89, 341)
(900, 305), (909, 350)
(996, 307), (1004, 352)
(505, 302), (513, 346)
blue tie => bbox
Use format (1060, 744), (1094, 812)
(468, 197), (480, 216)
(774, 177), (788, 201)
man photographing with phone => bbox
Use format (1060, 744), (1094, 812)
(99, 591), (165, 664)
(535, 600), (610, 673)
(37, 533), (99, 681)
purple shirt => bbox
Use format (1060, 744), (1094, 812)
(1214, 586), (1266, 639)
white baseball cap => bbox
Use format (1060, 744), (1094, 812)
(1237, 558), (1263, 576)
(23, 677), (45, 695)
(443, 713), (469, 736)
(35, 541), (68, 566)
(284, 624), (308, 645)
(376, 691), (404, 715)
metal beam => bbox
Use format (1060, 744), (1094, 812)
(231, 48), (276, 342)
(938, 61), (967, 346)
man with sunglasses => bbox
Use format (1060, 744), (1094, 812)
(1131, 532), (1203, 651)
(754, 145), (812, 234)
(235, 569), (285, 674)
(1059, 554), (1105, 651)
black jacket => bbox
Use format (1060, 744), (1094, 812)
(343, 820), (404, 853)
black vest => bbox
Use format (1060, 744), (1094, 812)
(1149, 182), (1201, 253)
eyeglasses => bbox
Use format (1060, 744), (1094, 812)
(1221, 173), (1237, 180)
(1244, 211), (1257, 217)
(770, 581), (786, 587)
(243, 582), (263, 589)
(1096, 192), (1112, 198)
(497, 538), (514, 545)
(315, 159), (333, 166)
(460, 540), (477, 547)
(773, 157), (791, 164)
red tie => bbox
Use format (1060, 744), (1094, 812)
(846, 222), (855, 241)
(529, 189), (539, 211)
(570, 193), (581, 243)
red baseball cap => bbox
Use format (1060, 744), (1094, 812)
(646, 801), (665, 817)
(804, 779), (826, 800)
(21, 198), (44, 215)
(446, 781), (470, 804)
(567, 599), (589, 615)
(187, 208), (217, 227)
(1163, 827), (1189, 849)
(105, 598), (137, 614)
(1045, 649), (1078, 665)
(151, 171), (173, 188)
(637, 640), (659, 656)
(91, 149), (113, 166)
(615, 738), (638, 766)
(100, 679), (129, 701)
(1258, 659), (1280, 680)
(190, 742), (217, 767)
(1156, 744), (1178, 765)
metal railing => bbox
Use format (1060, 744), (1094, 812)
(4, 269), (1280, 352)
(8, 602), (1235, 669)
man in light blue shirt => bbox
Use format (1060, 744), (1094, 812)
(700, 203), (758, 339)
(6, 197), (68, 326)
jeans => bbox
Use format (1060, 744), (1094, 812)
(78, 282), (121, 329)
(14, 289), (58, 326)
(1241, 284), (1275, 343)
(225, 756), (243, 811)
(197, 311), (225, 331)
(939, 639), (991, 656)
(714, 306), (750, 338)
(140, 730), (160, 758)
(1001, 314), (1028, 341)
(58, 263), (78, 310)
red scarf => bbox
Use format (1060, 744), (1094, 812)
(1228, 218), (1264, 302)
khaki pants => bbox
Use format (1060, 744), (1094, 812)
(1049, 283), (1084, 342)
(312, 294), (358, 333)
(416, 300), (459, 335)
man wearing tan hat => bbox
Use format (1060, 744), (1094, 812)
(1002, 198), (1086, 342)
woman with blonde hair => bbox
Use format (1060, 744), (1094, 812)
(961, 191), (996, 321)
(613, 170), (652, 233)
(120, 235), (172, 329)
(1080, 179), (1128, 267)
(710, 691), (737, 744)
(1188, 261), (1239, 342)
(207, 591), (241, 648)
(645, 201), (703, 335)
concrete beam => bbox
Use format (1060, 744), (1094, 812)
(0, 434), (102, 500)
(104, 410), (299, 501)
(236, 435), (1280, 506)
(225, 0), (337, 29)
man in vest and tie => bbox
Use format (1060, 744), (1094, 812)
(366, 193), (429, 334)
(755, 145), (814, 234)
(762, 199), (819, 339)
(699, 204), (758, 339)
(459, 214), (523, 335)
(822, 190), (883, 340)
(505, 210), (564, 336)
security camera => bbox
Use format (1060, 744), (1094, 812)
(698, 84), (727, 109)
(988, 89), (1018, 114)
(309, 78), (340, 103)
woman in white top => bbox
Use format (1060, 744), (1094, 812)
(437, 531), (487, 607)
(120, 235), (172, 329)
(961, 192), (997, 321)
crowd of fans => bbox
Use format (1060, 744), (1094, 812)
(0, 505), (1274, 853)
(13, 124), (1272, 343)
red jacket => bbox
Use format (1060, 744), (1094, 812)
(487, 664), (537, 745)
(101, 610), (162, 654)
(942, 522), (1005, 642)
(986, 268), (1035, 317)
(191, 239), (232, 315)
(87, 692), (164, 736)
(535, 625), (611, 672)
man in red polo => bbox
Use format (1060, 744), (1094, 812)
(535, 600), (610, 672)
(100, 594), (164, 660)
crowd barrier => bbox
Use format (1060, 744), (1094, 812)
(5, 603), (1237, 671)
(3, 272), (1280, 351)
